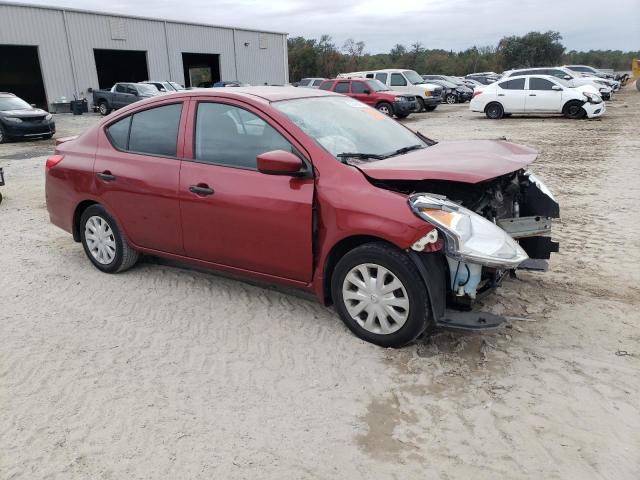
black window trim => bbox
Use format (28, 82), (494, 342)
(190, 99), (313, 176)
(104, 101), (184, 160)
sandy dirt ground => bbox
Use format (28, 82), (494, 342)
(1, 88), (639, 479)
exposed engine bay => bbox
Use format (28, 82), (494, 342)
(370, 169), (560, 308)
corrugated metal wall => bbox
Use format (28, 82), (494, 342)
(0, 2), (288, 108)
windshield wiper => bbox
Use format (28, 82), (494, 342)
(337, 152), (386, 162)
(384, 144), (424, 158)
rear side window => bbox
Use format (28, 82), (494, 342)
(351, 82), (367, 94)
(335, 82), (349, 93)
(529, 78), (556, 90)
(498, 78), (525, 90)
(375, 73), (388, 83)
(390, 73), (407, 86)
(127, 103), (182, 156)
(318, 81), (333, 90)
(106, 116), (131, 150)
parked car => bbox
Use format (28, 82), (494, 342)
(338, 69), (442, 111)
(212, 81), (250, 88)
(0, 92), (55, 143)
(318, 78), (417, 118)
(470, 75), (605, 119)
(563, 65), (616, 81)
(461, 78), (484, 89)
(92, 83), (161, 115)
(501, 67), (613, 100)
(297, 78), (327, 88)
(422, 76), (472, 103)
(465, 72), (500, 84)
(45, 87), (559, 347)
(142, 81), (184, 92)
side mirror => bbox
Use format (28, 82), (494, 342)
(257, 150), (305, 176)
(552, 85), (562, 91)
(363, 89), (371, 95)
(564, 75), (572, 80)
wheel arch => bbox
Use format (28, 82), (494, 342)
(72, 200), (99, 241)
(484, 100), (503, 113)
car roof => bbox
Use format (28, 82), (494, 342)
(180, 86), (340, 103)
(0, 92), (16, 97)
(498, 74), (559, 82)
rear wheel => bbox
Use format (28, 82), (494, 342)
(80, 204), (139, 273)
(485, 102), (504, 119)
(563, 101), (586, 119)
(331, 242), (431, 348)
(376, 102), (393, 116)
(98, 101), (111, 116)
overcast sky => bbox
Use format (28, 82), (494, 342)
(11, 0), (640, 53)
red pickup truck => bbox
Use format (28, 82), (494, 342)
(319, 78), (417, 118)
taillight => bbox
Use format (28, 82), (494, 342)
(472, 90), (483, 99)
(45, 155), (64, 174)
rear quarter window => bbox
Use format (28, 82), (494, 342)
(106, 116), (131, 150)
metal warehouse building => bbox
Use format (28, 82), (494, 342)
(0, 2), (289, 110)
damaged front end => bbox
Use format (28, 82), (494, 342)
(402, 169), (560, 310)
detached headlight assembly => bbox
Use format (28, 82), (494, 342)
(4, 117), (22, 124)
(409, 194), (528, 268)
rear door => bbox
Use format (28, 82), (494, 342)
(94, 101), (186, 254)
(179, 98), (314, 282)
(495, 78), (526, 112)
(525, 77), (563, 112)
(334, 81), (350, 96)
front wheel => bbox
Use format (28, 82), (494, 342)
(376, 102), (393, 116)
(445, 93), (457, 104)
(563, 101), (586, 119)
(485, 102), (504, 119)
(80, 204), (139, 273)
(331, 242), (431, 348)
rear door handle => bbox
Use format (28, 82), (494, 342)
(529, 94), (537, 96)
(96, 171), (115, 182)
(189, 184), (214, 196)
(497, 93), (505, 96)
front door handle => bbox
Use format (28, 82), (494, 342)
(529, 94), (537, 96)
(96, 171), (115, 182)
(189, 184), (214, 196)
(497, 93), (505, 96)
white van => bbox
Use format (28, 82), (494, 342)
(338, 69), (443, 111)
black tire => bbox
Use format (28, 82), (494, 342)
(563, 101), (586, 119)
(80, 204), (139, 273)
(376, 102), (394, 116)
(331, 242), (432, 348)
(0, 124), (7, 144)
(485, 102), (504, 119)
(445, 93), (457, 104)
(98, 101), (111, 116)
(416, 97), (426, 112)
(424, 105), (437, 111)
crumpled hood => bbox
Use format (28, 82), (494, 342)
(1, 108), (48, 118)
(358, 140), (537, 184)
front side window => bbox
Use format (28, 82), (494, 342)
(529, 78), (556, 90)
(390, 73), (407, 86)
(128, 103), (182, 156)
(194, 103), (293, 169)
(312, 79), (323, 87)
(498, 78), (525, 90)
(318, 81), (333, 90)
(334, 82), (350, 93)
(366, 79), (389, 92)
(115, 84), (127, 93)
(273, 96), (425, 160)
(351, 82), (367, 94)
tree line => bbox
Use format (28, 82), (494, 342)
(288, 31), (638, 81)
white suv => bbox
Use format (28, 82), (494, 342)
(470, 75), (605, 119)
(501, 67), (613, 99)
(338, 69), (443, 111)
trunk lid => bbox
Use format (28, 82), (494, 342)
(357, 140), (537, 184)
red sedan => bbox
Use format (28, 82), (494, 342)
(46, 87), (559, 347)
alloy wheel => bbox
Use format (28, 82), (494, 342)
(342, 263), (410, 334)
(84, 215), (117, 265)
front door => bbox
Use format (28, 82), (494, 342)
(179, 99), (314, 282)
(350, 80), (375, 107)
(525, 77), (563, 112)
(94, 102), (185, 254)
